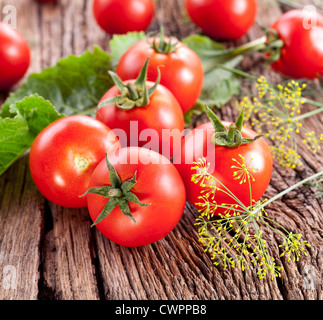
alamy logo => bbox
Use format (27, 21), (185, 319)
(1, 5), (17, 29)
(303, 5), (318, 30)
(303, 264), (317, 290)
(0, 252), (17, 290)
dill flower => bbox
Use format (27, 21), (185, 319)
(239, 76), (323, 169)
(192, 156), (320, 280)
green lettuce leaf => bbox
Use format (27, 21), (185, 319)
(0, 95), (64, 175)
(0, 46), (113, 176)
(1, 46), (112, 117)
(109, 31), (147, 69)
(183, 35), (243, 124)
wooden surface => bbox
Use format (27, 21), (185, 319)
(0, 0), (322, 300)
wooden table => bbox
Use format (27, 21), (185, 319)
(0, 0), (322, 300)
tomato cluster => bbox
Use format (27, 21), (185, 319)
(8, 0), (323, 248)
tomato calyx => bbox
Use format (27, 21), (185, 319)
(97, 58), (161, 111)
(82, 153), (150, 225)
(147, 27), (179, 54)
(206, 107), (262, 148)
(261, 27), (285, 64)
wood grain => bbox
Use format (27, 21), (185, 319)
(0, 0), (322, 300)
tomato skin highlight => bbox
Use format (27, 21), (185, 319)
(116, 38), (204, 113)
(93, 0), (155, 35)
(185, 0), (258, 40)
(96, 80), (185, 159)
(86, 147), (186, 247)
(0, 22), (30, 91)
(29, 115), (121, 208)
(173, 121), (273, 213)
(270, 9), (323, 79)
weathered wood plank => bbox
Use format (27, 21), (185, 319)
(0, 155), (42, 299)
(0, 0), (322, 300)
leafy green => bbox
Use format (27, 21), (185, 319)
(109, 31), (147, 69)
(0, 95), (64, 175)
(0, 32), (247, 175)
(0, 46), (113, 176)
(183, 35), (243, 123)
(1, 46), (112, 117)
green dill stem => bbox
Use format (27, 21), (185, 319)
(217, 63), (257, 81)
(258, 216), (290, 240)
(296, 101), (323, 121)
(260, 171), (323, 210)
(215, 204), (246, 213)
(301, 98), (323, 109)
(247, 174), (253, 207)
(251, 217), (270, 265)
(204, 172), (248, 210)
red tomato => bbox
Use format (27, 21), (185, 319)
(93, 0), (155, 35)
(185, 0), (258, 40)
(116, 38), (204, 113)
(0, 22), (30, 91)
(96, 80), (184, 159)
(86, 147), (186, 247)
(173, 119), (273, 214)
(270, 9), (323, 79)
(29, 115), (120, 208)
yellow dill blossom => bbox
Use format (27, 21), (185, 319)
(192, 156), (317, 280)
(239, 76), (323, 169)
(231, 154), (259, 184)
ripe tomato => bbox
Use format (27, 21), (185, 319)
(185, 0), (258, 40)
(0, 22), (30, 91)
(93, 0), (155, 35)
(96, 62), (184, 159)
(173, 109), (273, 214)
(116, 37), (204, 113)
(86, 147), (186, 247)
(270, 9), (323, 79)
(29, 115), (120, 208)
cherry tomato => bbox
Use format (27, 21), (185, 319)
(116, 37), (204, 113)
(185, 0), (258, 40)
(270, 9), (323, 79)
(173, 110), (272, 214)
(29, 115), (121, 208)
(0, 22), (30, 91)
(96, 80), (184, 159)
(86, 147), (186, 247)
(93, 0), (155, 35)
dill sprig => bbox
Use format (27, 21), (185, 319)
(193, 156), (322, 280)
(239, 76), (323, 169)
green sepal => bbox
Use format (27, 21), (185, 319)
(121, 172), (138, 193)
(148, 26), (179, 54)
(124, 191), (150, 208)
(97, 58), (161, 111)
(116, 198), (135, 223)
(83, 153), (150, 226)
(80, 186), (113, 198)
(91, 197), (118, 227)
(105, 154), (122, 187)
(206, 106), (262, 148)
